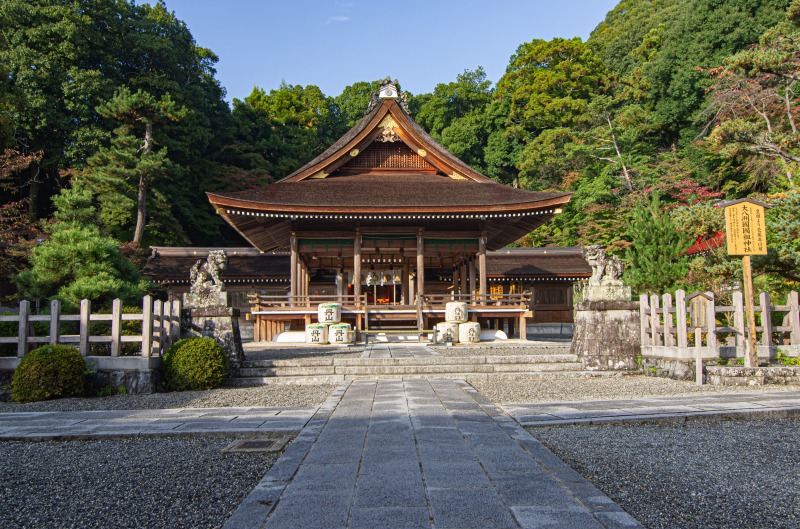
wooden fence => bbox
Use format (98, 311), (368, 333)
(0, 296), (181, 358)
(640, 289), (800, 360)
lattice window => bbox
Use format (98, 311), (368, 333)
(344, 142), (434, 170)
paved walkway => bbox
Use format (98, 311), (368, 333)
(224, 379), (642, 529)
(0, 406), (316, 439)
(503, 390), (800, 426)
(361, 343), (442, 359)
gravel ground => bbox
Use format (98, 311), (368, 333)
(244, 345), (364, 360)
(0, 384), (336, 413)
(430, 345), (571, 357)
(532, 417), (800, 529)
(0, 436), (276, 529)
(469, 374), (799, 404)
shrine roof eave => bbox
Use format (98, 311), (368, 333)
(206, 191), (572, 216)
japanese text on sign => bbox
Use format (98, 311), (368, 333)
(725, 202), (767, 255)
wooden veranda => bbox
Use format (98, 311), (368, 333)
(248, 292), (532, 342)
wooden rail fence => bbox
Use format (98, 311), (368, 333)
(640, 289), (800, 360)
(0, 296), (181, 358)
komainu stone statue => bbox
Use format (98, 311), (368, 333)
(185, 250), (228, 308)
(181, 249), (244, 373)
(585, 245), (624, 286)
(583, 245), (630, 301)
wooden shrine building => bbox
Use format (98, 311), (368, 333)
(204, 81), (574, 340)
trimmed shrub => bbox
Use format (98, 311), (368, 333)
(12, 345), (86, 403)
(162, 337), (229, 391)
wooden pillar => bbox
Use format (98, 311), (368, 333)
(336, 269), (344, 301)
(469, 258), (476, 302)
(479, 232), (487, 305)
(519, 311), (527, 340)
(453, 266), (459, 293)
(401, 260), (409, 305)
(290, 233), (298, 301)
(353, 229), (362, 306)
(460, 262), (467, 299)
(416, 228), (425, 298)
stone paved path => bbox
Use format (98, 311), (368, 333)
(361, 343), (442, 359)
(503, 390), (800, 426)
(0, 406), (315, 439)
(224, 379), (642, 529)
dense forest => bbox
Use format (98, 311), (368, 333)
(2, 0), (799, 309)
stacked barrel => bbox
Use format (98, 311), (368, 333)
(436, 302), (481, 344)
(305, 303), (353, 344)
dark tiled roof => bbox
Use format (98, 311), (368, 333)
(144, 247), (590, 280)
(486, 248), (591, 277)
(144, 250), (290, 279)
(210, 173), (568, 210)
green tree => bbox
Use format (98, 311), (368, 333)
(87, 87), (187, 245)
(624, 193), (691, 294)
(14, 185), (147, 310)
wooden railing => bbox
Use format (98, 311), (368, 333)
(0, 296), (181, 358)
(248, 294), (367, 311)
(640, 289), (800, 359)
(421, 292), (531, 309)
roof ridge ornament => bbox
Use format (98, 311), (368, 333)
(366, 77), (411, 113)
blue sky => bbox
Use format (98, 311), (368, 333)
(164, 0), (619, 102)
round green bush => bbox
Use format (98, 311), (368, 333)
(162, 337), (229, 391)
(12, 345), (86, 403)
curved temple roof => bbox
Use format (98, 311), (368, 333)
(207, 90), (571, 252)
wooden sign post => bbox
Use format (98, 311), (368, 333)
(723, 199), (768, 368)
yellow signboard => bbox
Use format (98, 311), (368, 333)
(725, 202), (767, 255)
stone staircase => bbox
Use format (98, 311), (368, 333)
(228, 352), (599, 385)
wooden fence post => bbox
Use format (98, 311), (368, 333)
(760, 291), (772, 347)
(79, 299), (91, 356)
(153, 300), (163, 355)
(49, 299), (61, 345)
(639, 294), (650, 347)
(141, 295), (153, 357)
(663, 293), (674, 347)
(676, 290), (688, 348)
(650, 294), (662, 346)
(788, 291), (800, 347)
(171, 299), (181, 344)
(706, 292), (717, 351)
(733, 291), (745, 355)
(110, 299), (122, 357)
(17, 300), (29, 357)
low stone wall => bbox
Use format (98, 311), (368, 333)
(572, 300), (641, 371)
(706, 365), (800, 386)
(0, 356), (161, 395)
(640, 356), (700, 381)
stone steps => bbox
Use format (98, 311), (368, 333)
(226, 370), (630, 386)
(228, 353), (592, 386)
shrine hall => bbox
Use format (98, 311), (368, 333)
(200, 81), (576, 340)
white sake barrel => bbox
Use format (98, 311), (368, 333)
(459, 322), (481, 343)
(445, 301), (468, 323)
(328, 323), (353, 345)
(318, 303), (341, 324)
(305, 323), (329, 345)
(436, 322), (460, 343)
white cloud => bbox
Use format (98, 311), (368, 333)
(326, 15), (350, 24)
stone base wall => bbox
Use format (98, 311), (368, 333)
(641, 356), (700, 381)
(182, 307), (245, 374)
(571, 301), (641, 371)
(1, 356), (161, 396)
(706, 366), (800, 386)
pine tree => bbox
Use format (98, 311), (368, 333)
(13, 185), (147, 310)
(624, 193), (691, 294)
(91, 87), (187, 245)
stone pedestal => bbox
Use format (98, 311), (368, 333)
(571, 300), (641, 371)
(583, 284), (632, 302)
(181, 304), (245, 374)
